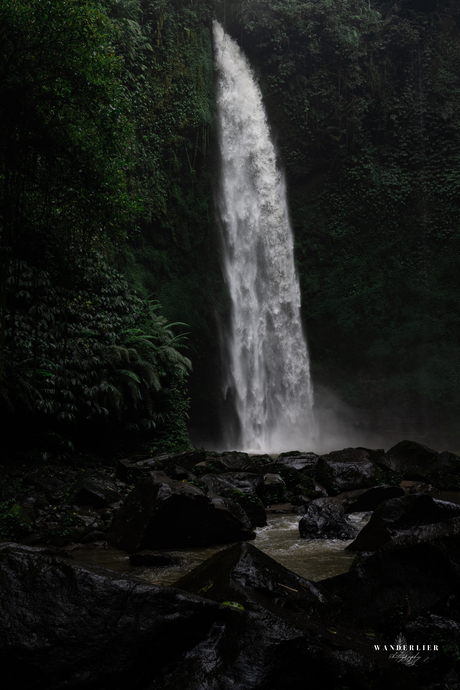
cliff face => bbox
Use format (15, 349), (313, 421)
(104, 0), (460, 446)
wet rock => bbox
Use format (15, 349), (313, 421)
(428, 451), (460, 491)
(346, 494), (460, 552)
(174, 542), (418, 689)
(379, 440), (440, 481)
(275, 451), (320, 476)
(175, 541), (336, 618)
(399, 614), (460, 687)
(200, 471), (263, 496)
(302, 479), (329, 499)
(257, 473), (287, 506)
(129, 550), (176, 566)
(290, 493), (312, 506)
(271, 462), (303, 490)
(321, 537), (460, 633)
(299, 498), (359, 540)
(107, 473), (255, 552)
(380, 516), (460, 553)
(1, 542), (415, 690)
(337, 485), (405, 513)
(231, 493), (267, 527)
(316, 448), (382, 494)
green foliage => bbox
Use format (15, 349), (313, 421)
(1, 254), (191, 454)
(107, 0), (225, 442)
(0, 0), (136, 252)
(0, 499), (34, 541)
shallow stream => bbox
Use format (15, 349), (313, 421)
(72, 512), (369, 586)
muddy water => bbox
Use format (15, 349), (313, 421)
(72, 512), (369, 586)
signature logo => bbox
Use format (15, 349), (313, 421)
(374, 633), (438, 667)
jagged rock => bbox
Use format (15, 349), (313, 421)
(379, 440), (440, 481)
(321, 537), (460, 633)
(175, 541), (336, 618)
(346, 494), (460, 552)
(316, 448), (382, 494)
(0, 542), (415, 690)
(107, 473), (255, 552)
(174, 542), (418, 689)
(275, 451), (320, 476)
(200, 471), (263, 496)
(129, 550), (176, 566)
(299, 498), (359, 540)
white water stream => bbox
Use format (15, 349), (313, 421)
(213, 22), (316, 454)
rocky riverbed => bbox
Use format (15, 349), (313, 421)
(1, 440), (460, 688)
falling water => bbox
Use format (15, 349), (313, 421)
(213, 22), (317, 453)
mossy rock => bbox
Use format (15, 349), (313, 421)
(0, 503), (35, 541)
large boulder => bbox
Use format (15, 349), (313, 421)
(298, 498), (359, 540)
(257, 473), (287, 506)
(346, 494), (460, 552)
(379, 440), (440, 481)
(316, 448), (382, 494)
(274, 451), (320, 476)
(70, 475), (119, 509)
(321, 536), (460, 633)
(336, 485), (405, 513)
(174, 542), (419, 689)
(107, 472), (255, 552)
(174, 541), (335, 617)
(379, 516), (460, 553)
(0, 543), (415, 690)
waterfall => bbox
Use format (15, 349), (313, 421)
(213, 21), (317, 454)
